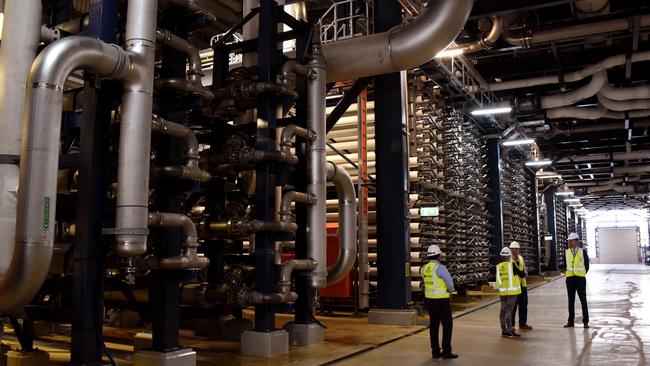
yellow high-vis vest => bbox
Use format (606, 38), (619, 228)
(496, 261), (521, 296)
(422, 262), (450, 299)
(566, 248), (586, 277)
(514, 255), (527, 287)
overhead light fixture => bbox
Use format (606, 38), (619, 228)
(471, 106), (512, 116)
(435, 47), (464, 58)
(525, 159), (552, 167)
(502, 138), (536, 147)
(538, 174), (562, 179)
(564, 198), (580, 203)
(0, 12), (4, 41)
(556, 190), (574, 196)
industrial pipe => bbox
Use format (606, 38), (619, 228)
(279, 124), (317, 160)
(115, 0), (158, 258)
(531, 119), (650, 136)
(146, 212), (209, 270)
(322, 0), (474, 82)
(503, 14), (650, 48)
(440, 16), (504, 55)
(326, 162), (358, 285)
(151, 116), (211, 182)
(0, 36), (128, 314)
(238, 259), (318, 305)
(557, 151), (650, 163)
(488, 51), (650, 91)
(600, 82), (650, 101)
(280, 60), (313, 90)
(546, 105), (650, 120)
(597, 93), (650, 112)
(279, 191), (317, 223)
(164, 0), (219, 25)
(0, 0), (42, 277)
(154, 78), (214, 99)
(156, 29), (203, 83)
(306, 46), (328, 289)
(541, 71), (607, 109)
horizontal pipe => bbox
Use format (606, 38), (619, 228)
(597, 93), (650, 112)
(546, 105), (650, 120)
(557, 150), (650, 163)
(154, 78), (214, 99)
(541, 71), (606, 109)
(146, 212), (209, 270)
(322, 0), (473, 81)
(280, 191), (317, 222)
(600, 82), (650, 101)
(442, 16), (504, 54)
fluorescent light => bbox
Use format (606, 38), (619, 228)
(525, 159), (552, 167)
(502, 138), (535, 146)
(435, 48), (464, 58)
(471, 107), (512, 116)
(564, 198), (580, 203)
(556, 191), (574, 196)
(0, 13), (4, 41)
(538, 175), (562, 179)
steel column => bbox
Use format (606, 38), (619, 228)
(254, 0), (279, 332)
(71, 1), (119, 364)
(486, 138), (504, 264)
(530, 174), (542, 275)
(545, 190), (559, 271)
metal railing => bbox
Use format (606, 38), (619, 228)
(318, 0), (372, 44)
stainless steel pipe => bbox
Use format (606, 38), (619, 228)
(306, 46), (328, 289)
(156, 29), (203, 83)
(0, 36), (128, 314)
(322, 0), (474, 81)
(325, 162), (357, 285)
(115, 0), (158, 258)
(442, 16), (504, 55)
(146, 212), (209, 270)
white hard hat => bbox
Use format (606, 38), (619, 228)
(426, 245), (443, 257)
(509, 241), (520, 249)
(568, 232), (580, 240)
(500, 247), (512, 257)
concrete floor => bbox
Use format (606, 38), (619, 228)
(336, 264), (650, 366)
(1, 264), (647, 365)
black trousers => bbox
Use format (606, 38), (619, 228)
(566, 276), (589, 324)
(425, 298), (453, 355)
(512, 286), (528, 326)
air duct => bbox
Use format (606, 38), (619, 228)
(326, 162), (357, 285)
(322, 0), (474, 82)
(600, 82), (650, 101)
(597, 93), (650, 112)
(540, 71), (607, 109)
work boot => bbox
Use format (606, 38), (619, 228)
(442, 353), (459, 359)
(563, 323), (574, 328)
(519, 324), (533, 330)
(509, 331), (521, 337)
(432, 352), (442, 359)
(583, 323), (590, 329)
(501, 332), (515, 338)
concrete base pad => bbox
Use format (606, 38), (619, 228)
(284, 323), (325, 346)
(1, 344), (10, 366)
(240, 330), (289, 357)
(133, 349), (196, 366)
(6, 350), (49, 366)
(368, 309), (417, 326)
(133, 332), (153, 352)
(194, 316), (253, 341)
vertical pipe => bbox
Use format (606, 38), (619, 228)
(357, 87), (369, 309)
(545, 191), (559, 272)
(530, 173), (541, 276)
(306, 46), (328, 289)
(487, 138), (505, 266)
(0, 0), (41, 275)
(115, 0), (158, 257)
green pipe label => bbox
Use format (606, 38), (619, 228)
(43, 197), (50, 230)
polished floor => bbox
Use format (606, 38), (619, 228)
(336, 264), (650, 366)
(1, 264), (647, 365)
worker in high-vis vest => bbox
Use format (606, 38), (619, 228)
(497, 247), (525, 338)
(421, 245), (458, 359)
(509, 241), (533, 330)
(563, 232), (590, 328)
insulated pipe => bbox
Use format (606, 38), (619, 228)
(600, 83), (650, 101)
(156, 29), (203, 83)
(325, 162), (357, 285)
(151, 116), (211, 182)
(557, 150), (650, 163)
(146, 212), (209, 270)
(546, 106), (650, 120)
(531, 119), (650, 136)
(489, 51), (650, 91)
(0, 36), (128, 314)
(322, 0), (474, 82)
(115, 0), (158, 258)
(0, 0), (41, 276)
(597, 93), (650, 112)
(306, 46), (328, 289)
(504, 14), (650, 48)
(441, 16), (504, 55)
(541, 71), (607, 109)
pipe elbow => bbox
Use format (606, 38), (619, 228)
(0, 242), (53, 314)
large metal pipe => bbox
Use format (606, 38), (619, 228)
(0, 36), (128, 314)
(440, 16), (504, 55)
(306, 46), (328, 289)
(326, 162), (357, 285)
(156, 29), (203, 83)
(597, 93), (650, 112)
(322, 0), (474, 82)
(489, 51), (650, 91)
(0, 0), (41, 276)
(115, 0), (158, 258)
(541, 71), (607, 109)
(504, 14), (650, 48)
